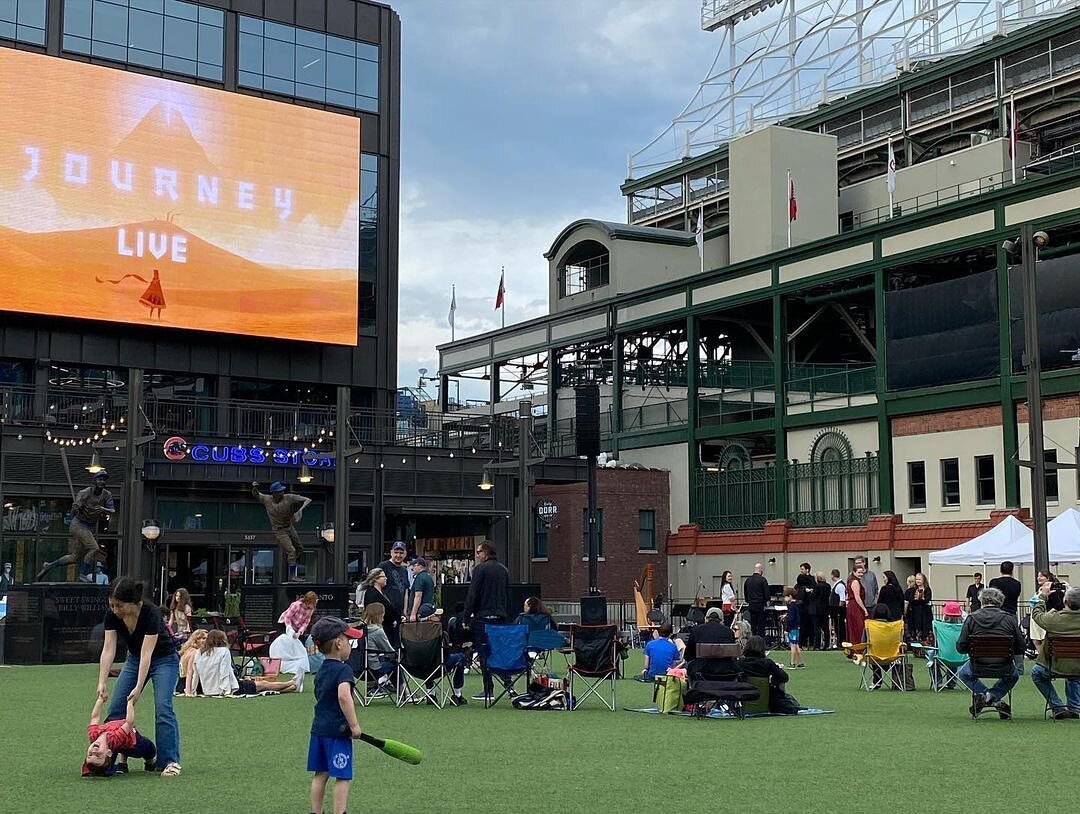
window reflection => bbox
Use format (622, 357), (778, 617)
(0, 0), (46, 45)
(238, 16), (379, 112)
(62, 0), (224, 81)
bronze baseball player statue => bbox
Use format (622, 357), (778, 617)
(36, 469), (114, 582)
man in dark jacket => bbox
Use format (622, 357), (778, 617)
(684, 607), (737, 680)
(956, 586), (1025, 718)
(744, 563), (770, 638)
(988, 560), (1023, 616)
(376, 541), (411, 618)
(464, 541), (510, 700)
(795, 562), (816, 648)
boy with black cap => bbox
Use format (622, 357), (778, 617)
(308, 616), (364, 814)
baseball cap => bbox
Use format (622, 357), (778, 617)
(270, 482), (286, 493)
(411, 557), (428, 568)
(391, 541), (407, 552)
(310, 616), (364, 645)
(92, 468), (109, 480)
(418, 602), (442, 619)
(705, 606), (723, 621)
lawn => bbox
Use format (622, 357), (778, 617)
(0, 649), (1074, 814)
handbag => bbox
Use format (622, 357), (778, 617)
(652, 674), (686, 714)
(258, 656), (282, 676)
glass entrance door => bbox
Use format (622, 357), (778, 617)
(159, 545), (230, 612)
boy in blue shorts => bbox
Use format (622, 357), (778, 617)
(783, 587), (805, 669)
(308, 616), (365, 814)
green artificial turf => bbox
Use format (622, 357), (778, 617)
(0, 649), (1075, 814)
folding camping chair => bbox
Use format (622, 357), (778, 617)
(566, 624), (619, 711)
(226, 617), (277, 677)
(849, 620), (908, 692)
(966, 634), (1019, 720)
(683, 643), (759, 718)
(483, 623), (530, 709)
(349, 626), (396, 707)
(922, 620), (965, 692)
(1040, 636), (1080, 720)
(397, 620), (448, 708)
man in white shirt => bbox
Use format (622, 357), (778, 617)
(828, 569), (847, 649)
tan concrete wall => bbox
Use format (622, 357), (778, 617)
(617, 443), (689, 530)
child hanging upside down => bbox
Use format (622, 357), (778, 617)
(82, 695), (157, 777)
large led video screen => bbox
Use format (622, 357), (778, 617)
(0, 49), (361, 345)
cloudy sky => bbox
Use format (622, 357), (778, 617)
(392, 0), (716, 396)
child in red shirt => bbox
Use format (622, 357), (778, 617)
(82, 695), (157, 777)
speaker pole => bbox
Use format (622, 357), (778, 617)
(587, 450), (598, 594)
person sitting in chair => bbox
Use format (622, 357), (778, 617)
(956, 586), (1025, 718)
(637, 624), (680, 682)
(684, 607), (737, 681)
(737, 635), (804, 715)
(1030, 582), (1080, 720)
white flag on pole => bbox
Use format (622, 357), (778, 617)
(886, 139), (897, 195)
(695, 204), (704, 270)
(447, 286), (456, 329)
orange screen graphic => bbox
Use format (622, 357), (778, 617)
(0, 49), (361, 345)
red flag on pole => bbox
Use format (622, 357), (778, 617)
(788, 175), (797, 222)
(495, 268), (505, 310)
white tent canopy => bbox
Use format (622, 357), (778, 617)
(928, 511), (1080, 566)
(928, 515), (1034, 566)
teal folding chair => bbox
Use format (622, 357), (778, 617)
(923, 620), (965, 692)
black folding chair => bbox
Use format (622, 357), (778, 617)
(349, 626), (396, 706)
(567, 624), (619, 711)
(967, 634), (1019, 720)
(1041, 636), (1080, 720)
(397, 621), (447, 708)
(684, 643), (759, 719)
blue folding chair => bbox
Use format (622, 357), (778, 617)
(484, 623), (530, 708)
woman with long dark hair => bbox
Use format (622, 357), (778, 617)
(515, 596), (556, 631)
(904, 572), (933, 643)
(359, 568), (403, 648)
(720, 570), (737, 625)
(96, 577), (181, 777)
(877, 570), (905, 622)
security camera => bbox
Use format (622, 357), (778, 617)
(1033, 230), (1050, 248)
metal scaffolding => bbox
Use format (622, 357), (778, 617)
(630, 0), (1079, 177)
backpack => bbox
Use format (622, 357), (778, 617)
(652, 674), (686, 714)
(829, 581), (843, 608)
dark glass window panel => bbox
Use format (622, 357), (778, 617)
(197, 6), (221, 26)
(93, 0), (128, 47)
(128, 8), (163, 52)
(356, 41), (377, 62)
(297, 83), (326, 103)
(941, 458), (960, 506)
(356, 58), (378, 99)
(164, 0), (195, 21)
(263, 75), (294, 96)
(326, 51), (355, 92)
(92, 38), (127, 60)
(639, 510), (656, 550)
(197, 61), (222, 81)
(239, 69), (263, 89)
(198, 23), (222, 65)
(162, 53), (195, 75)
(908, 461), (927, 509)
(239, 14), (261, 34)
(17, 0), (46, 27)
(1045, 450), (1059, 502)
(295, 26), (324, 49)
(325, 88), (354, 108)
(975, 455), (995, 505)
(327, 34), (354, 56)
(0, 20), (14, 39)
(356, 94), (378, 113)
(238, 31), (263, 72)
(264, 20), (294, 43)
(533, 514), (548, 559)
(129, 47), (163, 68)
(264, 37), (295, 80)
(63, 33), (91, 51)
(296, 44), (326, 87)
(582, 508), (604, 557)
(63, 0), (93, 38)
(16, 23), (43, 43)
(131, 0), (164, 13)
(163, 14), (196, 59)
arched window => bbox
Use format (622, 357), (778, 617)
(559, 240), (609, 297)
(719, 442), (751, 471)
(810, 429), (853, 522)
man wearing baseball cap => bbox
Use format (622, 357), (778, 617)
(376, 542), (410, 624)
(251, 481), (311, 582)
(407, 558), (435, 622)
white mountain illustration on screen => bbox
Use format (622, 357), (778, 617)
(111, 102), (219, 172)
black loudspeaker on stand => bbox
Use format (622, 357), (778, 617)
(580, 595), (608, 625)
(575, 384), (601, 458)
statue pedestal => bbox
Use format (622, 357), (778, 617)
(2, 584), (111, 664)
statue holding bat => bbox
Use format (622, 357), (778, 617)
(251, 481), (312, 582)
(36, 470), (114, 582)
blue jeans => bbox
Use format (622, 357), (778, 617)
(958, 660), (1019, 702)
(1031, 662), (1080, 711)
(107, 652), (181, 767)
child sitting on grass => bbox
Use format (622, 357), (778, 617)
(783, 587), (805, 669)
(82, 694), (156, 777)
(188, 629), (297, 696)
(308, 616), (365, 814)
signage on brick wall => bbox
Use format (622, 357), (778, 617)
(536, 499), (558, 525)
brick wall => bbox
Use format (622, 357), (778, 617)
(531, 469), (669, 602)
(1017, 394), (1080, 423)
(891, 405), (1002, 437)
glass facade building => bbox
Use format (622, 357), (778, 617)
(0, 0), (46, 44)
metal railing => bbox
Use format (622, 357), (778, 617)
(621, 398), (689, 432)
(785, 364), (876, 409)
(693, 453), (879, 531)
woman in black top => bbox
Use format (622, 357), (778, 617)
(904, 572), (933, 644)
(359, 568), (403, 648)
(737, 636), (803, 714)
(877, 570), (905, 622)
(96, 577), (181, 777)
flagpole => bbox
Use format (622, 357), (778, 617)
(786, 169), (792, 249)
(1010, 92), (1017, 184)
(887, 137), (894, 217)
(500, 266), (505, 329)
(451, 284), (455, 342)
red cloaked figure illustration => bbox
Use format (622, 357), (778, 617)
(139, 269), (166, 318)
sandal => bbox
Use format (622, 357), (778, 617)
(160, 763), (181, 777)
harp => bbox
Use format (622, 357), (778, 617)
(633, 563), (655, 630)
